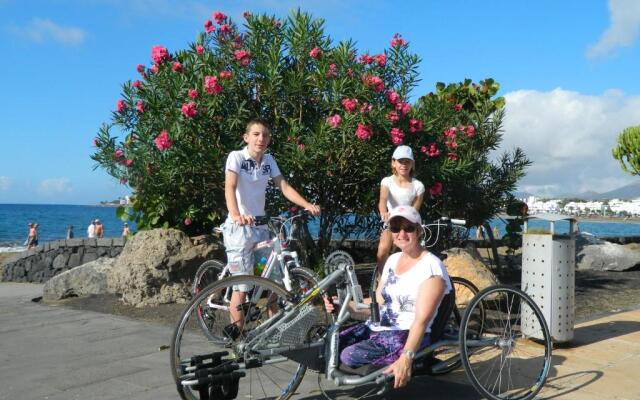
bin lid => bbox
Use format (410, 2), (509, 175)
(526, 213), (577, 222)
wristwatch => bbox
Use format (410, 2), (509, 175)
(403, 349), (416, 360)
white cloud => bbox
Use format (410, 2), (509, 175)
(7, 18), (86, 46)
(501, 88), (640, 196)
(37, 178), (73, 196)
(0, 176), (11, 191)
(587, 0), (640, 59)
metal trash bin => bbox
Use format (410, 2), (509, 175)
(521, 213), (576, 343)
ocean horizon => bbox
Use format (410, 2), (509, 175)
(3, 203), (640, 253)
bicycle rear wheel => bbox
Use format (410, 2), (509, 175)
(460, 285), (552, 400)
(171, 274), (327, 400)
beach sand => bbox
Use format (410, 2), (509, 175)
(0, 252), (19, 267)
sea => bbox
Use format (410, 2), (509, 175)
(0, 204), (136, 252)
(2, 203), (640, 253)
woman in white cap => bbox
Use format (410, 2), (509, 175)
(376, 145), (425, 274)
(329, 206), (451, 388)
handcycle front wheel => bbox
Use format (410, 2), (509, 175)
(171, 273), (328, 400)
(460, 285), (552, 400)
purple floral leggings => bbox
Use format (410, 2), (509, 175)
(338, 323), (431, 368)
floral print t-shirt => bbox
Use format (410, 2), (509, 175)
(369, 251), (451, 332)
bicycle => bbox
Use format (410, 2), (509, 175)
(192, 211), (321, 343)
(171, 219), (552, 400)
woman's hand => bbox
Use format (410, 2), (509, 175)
(381, 211), (390, 223)
(231, 213), (254, 225)
(305, 203), (321, 216)
(383, 353), (412, 388)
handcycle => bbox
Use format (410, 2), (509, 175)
(191, 211), (322, 342)
(171, 217), (552, 400)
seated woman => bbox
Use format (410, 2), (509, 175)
(336, 205), (451, 389)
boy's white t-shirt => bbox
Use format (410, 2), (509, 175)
(381, 176), (425, 210)
(225, 147), (281, 217)
(370, 251), (452, 332)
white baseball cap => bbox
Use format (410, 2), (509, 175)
(392, 145), (414, 161)
(388, 205), (421, 225)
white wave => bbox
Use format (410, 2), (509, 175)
(0, 246), (26, 253)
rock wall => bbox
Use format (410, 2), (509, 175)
(1, 238), (125, 283)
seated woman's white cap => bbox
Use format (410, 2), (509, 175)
(392, 145), (414, 161)
(388, 206), (421, 225)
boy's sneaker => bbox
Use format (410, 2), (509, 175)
(222, 323), (242, 341)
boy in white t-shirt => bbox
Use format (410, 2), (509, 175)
(376, 145), (425, 273)
(223, 118), (320, 335)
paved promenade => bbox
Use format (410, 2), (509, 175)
(1, 282), (639, 399)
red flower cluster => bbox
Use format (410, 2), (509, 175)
(204, 76), (222, 94)
(196, 45), (204, 55)
(219, 70), (233, 80)
(151, 45), (169, 63)
(390, 33), (407, 47)
(421, 143), (440, 158)
(390, 128), (405, 145)
(386, 90), (400, 105)
(181, 102), (197, 118)
(326, 63), (337, 78)
(355, 124), (373, 140)
(136, 100), (145, 113)
(309, 47), (322, 58)
(326, 114), (341, 129)
(429, 182), (443, 196)
(116, 99), (126, 112)
(213, 11), (226, 24)
(386, 111), (399, 123)
(204, 20), (215, 34)
(172, 62), (183, 72)
(188, 89), (199, 99)
(136, 64), (145, 74)
(362, 74), (384, 91)
(409, 119), (423, 133)
(132, 80), (141, 89)
(233, 49), (251, 66)
(154, 130), (173, 151)
(341, 98), (358, 113)
(465, 124), (475, 137)
(453, 103), (463, 111)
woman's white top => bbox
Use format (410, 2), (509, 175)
(370, 251), (451, 332)
(381, 176), (425, 210)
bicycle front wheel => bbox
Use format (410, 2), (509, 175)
(171, 274), (325, 400)
(460, 285), (552, 400)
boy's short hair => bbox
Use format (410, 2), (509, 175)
(245, 118), (271, 135)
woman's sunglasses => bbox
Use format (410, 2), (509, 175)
(389, 222), (418, 233)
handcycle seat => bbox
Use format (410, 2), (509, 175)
(338, 281), (455, 377)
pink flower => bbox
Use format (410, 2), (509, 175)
(395, 101), (410, 115)
(385, 90), (400, 105)
(429, 182), (443, 196)
(196, 45), (204, 54)
(219, 70), (233, 79)
(136, 64), (145, 73)
(124, 159), (133, 167)
(213, 11), (226, 24)
(116, 99), (126, 112)
(151, 45), (169, 63)
(241, 58), (250, 66)
(454, 103), (463, 111)
(363, 75), (385, 91)
(204, 76), (222, 94)
(327, 170), (333, 177)
(355, 124), (373, 140)
(358, 53), (374, 64)
(375, 53), (387, 67)
(298, 143), (306, 151)
(422, 142), (440, 158)
(136, 100), (144, 113)
(243, 11), (252, 19)
(448, 152), (458, 161)
(386, 111), (400, 123)
(390, 33), (408, 47)
(409, 119), (423, 133)
(150, 64), (159, 74)
(184, 217), (192, 226)
(466, 124), (475, 137)
(309, 47), (322, 58)
(188, 89), (198, 99)
(446, 140), (458, 149)
(181, 102), (197, 118)
(444, 126), (457, 139)
(326, 63), (337, 78)
(219, 24), (232, 34)
(93, 138), (99, 147)
(132, 80), (141, 89)
(326, 114), (342, 129)
(390, 128), (405, 145)
(114, 149), (124, 160)
(359, 103), (373, 114)
(204, 19), (215, 33)
(154, 130), (173, 151)
(234, 49), (250, 60)
(341, 98), (358, 113)
(172, 62), (182, 72)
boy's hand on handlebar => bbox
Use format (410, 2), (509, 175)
(304, 204), (321, 216)
(231, 213), (254, 226)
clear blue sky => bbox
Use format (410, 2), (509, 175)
(1, 0), (639, 204)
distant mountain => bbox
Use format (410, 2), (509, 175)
(596, 181), (640, 200)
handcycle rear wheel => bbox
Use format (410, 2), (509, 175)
(428, 276), (483, 375)
(460, 285), (552, 400)
(171, 273), (327, 400)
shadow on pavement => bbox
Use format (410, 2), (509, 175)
(540, 369), (604, 400)
(571, 320), (640, 346)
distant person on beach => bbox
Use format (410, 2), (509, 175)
(87, 220), (96, 238)
(95, 220), (104, 238)
(376, 145), (425, 275)
(122, 223), (130, 237)
(222, 118), (320, 335)
(66, 225), (74, 239)
(26, 223), (37, 248)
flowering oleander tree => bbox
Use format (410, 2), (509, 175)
(92, 9), (529, 256)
